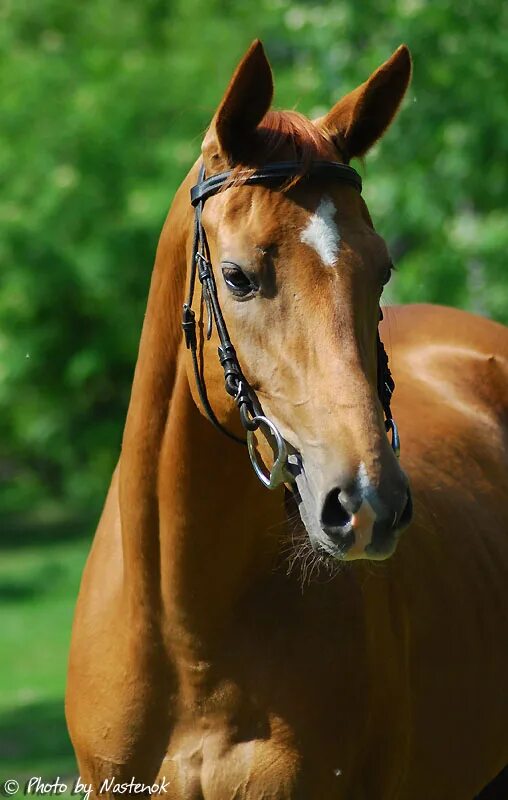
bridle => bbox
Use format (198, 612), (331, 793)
(182, 160), (400, 489)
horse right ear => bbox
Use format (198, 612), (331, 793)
(203, 40), (274, 168)
(316, 45), (412, 160)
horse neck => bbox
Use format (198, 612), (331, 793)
(158, 362), (284, 650)
(118, 170), (285, 663)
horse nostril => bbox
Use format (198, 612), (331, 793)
(321, 487), (352, 534)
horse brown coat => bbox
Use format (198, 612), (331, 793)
(66, 42), (508, 799)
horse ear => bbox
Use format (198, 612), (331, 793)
(316, 45), (412, 160)
(203, 40), (273, 166)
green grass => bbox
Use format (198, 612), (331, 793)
(0, 518), (93, 781)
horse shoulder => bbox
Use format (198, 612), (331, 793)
(66, 464), (176, 787)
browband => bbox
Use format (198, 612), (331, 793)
(190, 160), (362, 206)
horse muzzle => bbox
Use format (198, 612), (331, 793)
(290, 454), (413, 561)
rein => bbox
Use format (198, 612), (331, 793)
(182, 160), (400, 489)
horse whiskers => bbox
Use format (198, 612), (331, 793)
(266, 508), (301, 535)
(267, 501), (349, 589)
(273, 526), (345, 590)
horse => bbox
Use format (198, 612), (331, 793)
(66, 41), (508, 799)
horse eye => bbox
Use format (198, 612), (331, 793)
(221, 264), (256, 297)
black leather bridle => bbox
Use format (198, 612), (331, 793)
(182, 160), (400, 489)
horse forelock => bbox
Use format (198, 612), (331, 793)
(258, 110), (335, 163)
(225, 110), (339, 189)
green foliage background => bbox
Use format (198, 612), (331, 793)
(1, 0), (508, 518)
(0, 0), (507, 781)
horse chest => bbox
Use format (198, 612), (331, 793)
(154, 574), (419, 800)
(158, 706), (399, 800)
(159, 723), (303, 800)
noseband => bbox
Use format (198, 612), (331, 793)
(182, 160), (400, 489)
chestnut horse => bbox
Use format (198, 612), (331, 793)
(66, 42), (508, 799)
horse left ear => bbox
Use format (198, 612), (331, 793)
(316, 45), (412, 160)
(203, 40), (274, 167)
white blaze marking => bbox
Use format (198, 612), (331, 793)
(358, 462), (371, 495)
(300, 195), (340, 267)
(345, 462), (378, 559)
(348, 499), (377, 558)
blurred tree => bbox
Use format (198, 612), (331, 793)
(0, 0), (506, 515)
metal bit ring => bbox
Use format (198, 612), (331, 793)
(246, 415), (288, 489)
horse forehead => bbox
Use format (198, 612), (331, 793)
(222, 185), (290, 226)
(219, 188), (296, 249)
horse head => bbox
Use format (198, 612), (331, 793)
(183, 40), (413, 561)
